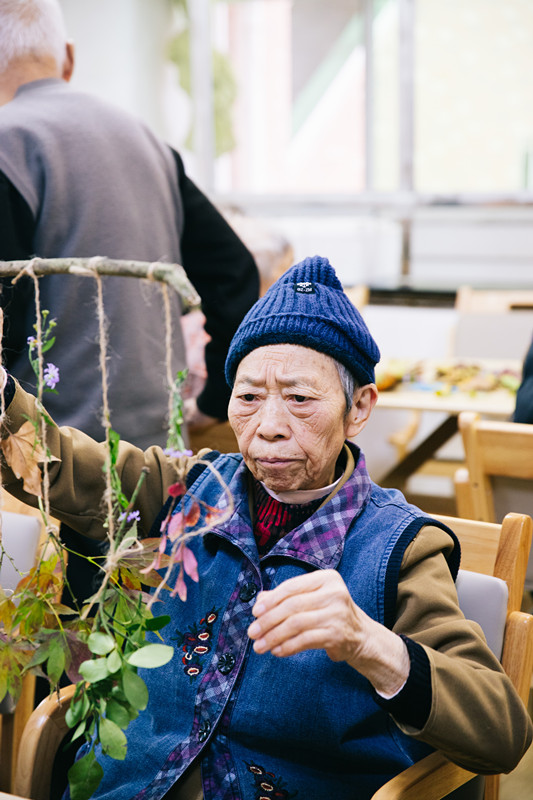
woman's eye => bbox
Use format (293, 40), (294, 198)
(242, 393), (256, 402)
(293, 395), (308, 403)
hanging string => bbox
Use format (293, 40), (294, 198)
(0, 307), (4, 528)
(0, 306), (4, 432)
(161, 282), (174, 431)
(92, 266), (115, 542)
(21, 260), (53, 528)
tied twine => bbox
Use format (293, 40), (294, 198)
(137, 261), (174, 429)
(161, 283), (174, 430)
(20, 260), (53, 528)
(89, 259), (115, 542)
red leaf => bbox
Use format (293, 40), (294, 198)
(184, 502), (200, 528)
(167, 512), (183, 542)
(171, 570), (187, 601)
(181, 546), (198, 583)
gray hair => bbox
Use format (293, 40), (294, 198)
(0, 0), (67, 73)
(333, 360), (358, 414)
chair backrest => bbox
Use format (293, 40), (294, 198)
(455, 411), (533, 590)
(433, 512), (532, 618)
(455, 286), (533, 314)
(344, 285), (370, 310)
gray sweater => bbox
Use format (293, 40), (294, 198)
(0, 80), (221, 448)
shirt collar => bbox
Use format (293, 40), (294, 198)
(259, 477), (342, 505)
(15, 78), (65, 98)
(211, 442), (372, 570)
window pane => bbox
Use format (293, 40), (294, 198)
(415, 0), (533, 192)
(212, 0), (368, 193)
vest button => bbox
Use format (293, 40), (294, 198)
(198, 719), (211, 742)
(217, 653), (236, 675)
(239, 582), (258, 603)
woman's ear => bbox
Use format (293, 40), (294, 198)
(344, 384), (378, 439)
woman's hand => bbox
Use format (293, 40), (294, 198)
(247, 569), (410, 696)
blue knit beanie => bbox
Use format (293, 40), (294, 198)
(225, 255), (380, 387)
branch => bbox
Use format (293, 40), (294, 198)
(0, 257), (201, 310)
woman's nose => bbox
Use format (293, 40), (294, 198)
(256, 397), (290, 440)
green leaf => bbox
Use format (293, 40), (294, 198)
(126, 644), (174, 669)
(68, 749), (104, 800)
(0, 673), (7, 704)
(144, 615), (171, 632)
(88, 632), (115, 656)
(121, 669), (148, 711)
(65, 692), (90, 728)
(108, 428), (121, 466)
(79, 658), (110, 683)
(25, 642), (51, 669)
(41, 336), (56, 354)
(47, 640), (66, 685)
(106, 649), (122, 674)
(99, 717), (127, 760)
(70, 718), (89, 742)
(106, 698), (131, 729)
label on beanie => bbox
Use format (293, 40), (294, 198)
(294, 281), (316, 294)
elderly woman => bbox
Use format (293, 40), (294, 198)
(1, 256), (531, 800)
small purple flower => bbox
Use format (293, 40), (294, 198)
(119, 510), (141, 523)
(164, 448), (193, 458)
(27, 336), (37, 348)
(43, 363), (60, 389)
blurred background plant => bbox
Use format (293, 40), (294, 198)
(168, 0), (238, 157)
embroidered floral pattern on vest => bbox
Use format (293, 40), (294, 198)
(247, 762), (298, 799)
(172, 608), (219, 679)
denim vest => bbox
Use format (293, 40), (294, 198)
(90, 447), (458, 800)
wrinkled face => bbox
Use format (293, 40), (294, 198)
(228, 344), (372, 493)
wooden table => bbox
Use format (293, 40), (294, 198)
(375, 358), (520, 490)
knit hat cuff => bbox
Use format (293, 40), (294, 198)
(225, 314), (376, 387)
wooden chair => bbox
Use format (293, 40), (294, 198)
(13, 684), (75, 800)
(0, 508), (43, 794)
(455, 410), (533, 591)
(11, 514), (533, 800)
(345, 284), (370, 310)
(455, 287), (533, 314)
(373, 511), (533, 800)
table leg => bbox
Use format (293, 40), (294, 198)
(381, 415), (459, 491)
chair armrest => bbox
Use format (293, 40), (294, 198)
(370, 751), (477, 800)
(13, 683), (76, 800)
(500, 610), (533, 705)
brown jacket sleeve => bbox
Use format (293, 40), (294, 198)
(394, 526), (532, 773)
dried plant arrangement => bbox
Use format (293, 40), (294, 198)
(0, 258), (233, 800)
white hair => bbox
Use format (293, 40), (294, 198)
(0, 0), (67, 73)
(333, 360), (358, 413)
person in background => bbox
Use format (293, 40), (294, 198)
(513, 335), (533, 423)
(0, 0), (259, 607)
(0, 0), (259, 449)
(1, 255), (531, 800)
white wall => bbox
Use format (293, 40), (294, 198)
(59, 0), (173, 139)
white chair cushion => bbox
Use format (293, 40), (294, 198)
(0, 510), (41, 595)
(455, 569), (508, 659)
